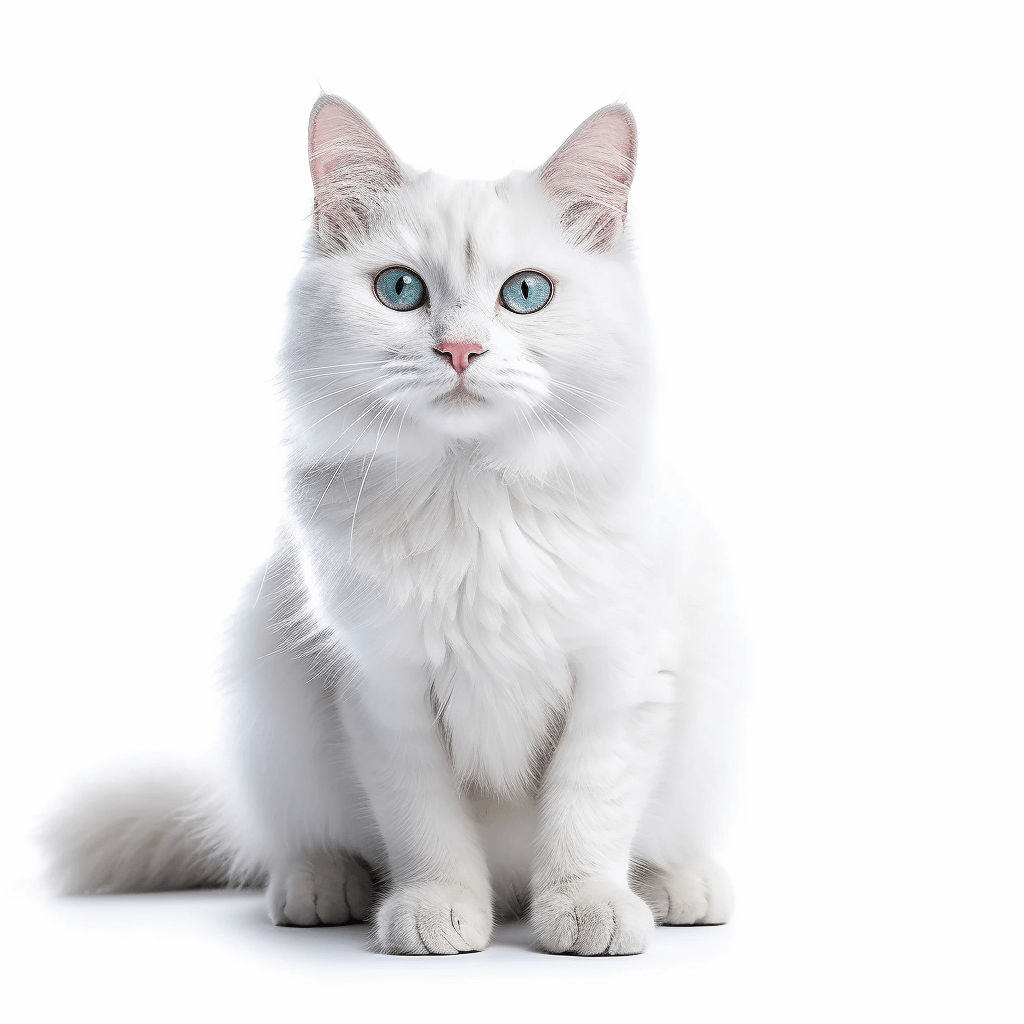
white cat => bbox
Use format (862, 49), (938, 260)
(45, 96), (741, 956)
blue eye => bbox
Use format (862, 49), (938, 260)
(500, 271), (553, 314)
(374, 267), (426, 311)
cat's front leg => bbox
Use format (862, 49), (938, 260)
(341, 659), (493, 955)
(531, 653), (675, 956)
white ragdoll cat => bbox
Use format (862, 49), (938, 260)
(45, 96), (741, 956)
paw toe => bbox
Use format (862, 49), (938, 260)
(636, 860), (733, 926)
(534, 884), (653, 956)
(375, 884), (492, 955)
(267, 851), (374, 927)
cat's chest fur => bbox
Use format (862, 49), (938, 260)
(339, 454), (611, 795)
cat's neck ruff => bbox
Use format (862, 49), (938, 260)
(289, 427), (656, 619)
(300, 419), (646, 543)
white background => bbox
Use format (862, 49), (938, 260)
(1, 1), (1021, 1019)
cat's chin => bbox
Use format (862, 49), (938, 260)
(414, 392), (515, 441)
(430, 409), (502, 439)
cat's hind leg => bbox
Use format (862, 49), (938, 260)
(224, 554), (381, 927)
(631, 626), (740, 927)
(630, 858), (733, 926)
(630, 701), (737, 929)
(267, 849), (374, 926)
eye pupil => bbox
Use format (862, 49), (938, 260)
(521, 280), (529, 299)
(395, 276), (406, 295)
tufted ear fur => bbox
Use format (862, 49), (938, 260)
(308, 95), (403, 248)
(538, 104), (637, 254)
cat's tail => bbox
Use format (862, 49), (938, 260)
(41, 766), (264, 895)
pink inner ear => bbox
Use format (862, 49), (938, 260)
(307, 97), (403, 245)
(310, 102), (358, 183)
(550, 109), (636, 190)
(310, 104), (344, 182)
(539, 106), (637, 253)
(308, 97), (401, 189)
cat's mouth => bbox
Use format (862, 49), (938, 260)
(436, 380), (483, 406)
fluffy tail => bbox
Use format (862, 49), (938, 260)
(42, 767), (263, 895)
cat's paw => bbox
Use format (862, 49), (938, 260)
(634, 860), (734, 925)
(532, 882), (655, 955)
(267, 850), (374, 927)
(374, 882), (493, 955)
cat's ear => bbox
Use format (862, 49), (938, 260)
(538, 104), (637, 253)
(308, 95), (403, 248)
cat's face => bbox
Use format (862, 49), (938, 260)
(282, 99), (648, 472)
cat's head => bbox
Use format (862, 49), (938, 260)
(282, 96), (649, 477)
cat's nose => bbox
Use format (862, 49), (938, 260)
(434, 340), (485, 375)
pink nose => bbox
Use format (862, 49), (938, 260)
(434, 340), (485, 375)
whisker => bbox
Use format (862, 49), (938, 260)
(268, 362), (388, 388)
(546, 392), (626, 443)
(511, 405), (529, 441)
(548, 378), (626, 410)
(301, 395), (390, 479)
(299, 382), (390, 436)
(521, 404), (583, 510)
(284, 360), (387, 375)
(305, 400), (392, 527)
(349, 404), (399, 558)
(295, 374), (391, 410)
(515, 404), (543, 451)
(539, 400), (602, 454)
(393, 404), (409, 492)
(305, 461), (345, 527)
(287, 368), (390, 383)
(525, 403), (559, 447)
(298, 371), (378, 404)
(252, 553), (274, 609)
(333, 399), (390, 470)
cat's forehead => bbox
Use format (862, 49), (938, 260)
(401, 173), (506, 235)
(377, 170), (559, 280)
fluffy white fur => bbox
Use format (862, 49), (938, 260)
(44, 97), (741, 956)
